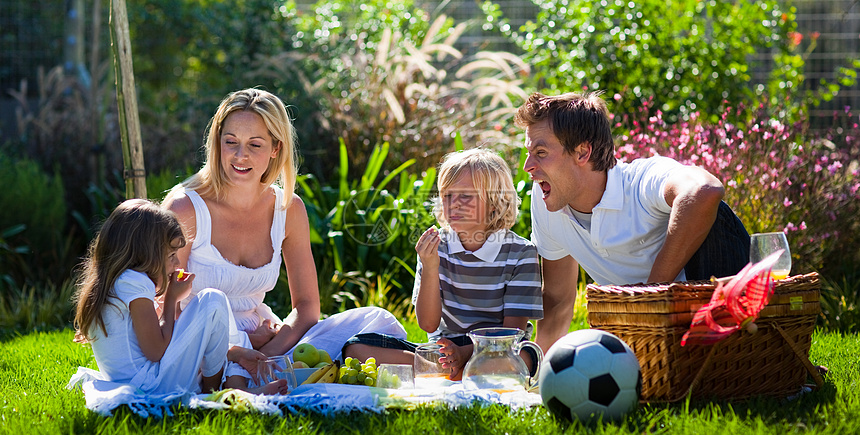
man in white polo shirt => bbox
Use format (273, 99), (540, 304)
(516, 91), (751, 352)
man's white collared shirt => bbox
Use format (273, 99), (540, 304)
(530, 156), (686, 285)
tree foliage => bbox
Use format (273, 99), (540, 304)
(484, 0), (801, 122)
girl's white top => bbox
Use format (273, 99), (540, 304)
(89, 269), (159, 384)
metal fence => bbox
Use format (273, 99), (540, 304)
(411, 0), (860, 130)
(793, 0), (860, 128)
(2, 0), (859, 133)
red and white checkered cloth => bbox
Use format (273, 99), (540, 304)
(680, 250), (784, 346)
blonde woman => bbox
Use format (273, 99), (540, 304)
(163, 88), (406, 389)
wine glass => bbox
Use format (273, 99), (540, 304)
(750, 232), (792, 280)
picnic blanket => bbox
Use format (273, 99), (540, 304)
(66, 367), (543, 418)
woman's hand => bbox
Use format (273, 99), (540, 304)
(248, 319), (279, 350)
(228, 346), (268, 380)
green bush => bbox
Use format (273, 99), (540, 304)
(146, 166), (197, 203)
(252, 0), (529, 180)
(484, 0), (801, 123)
(819, 269), (860, 333)
(0, 280), (76, 333)
(294, 140), (436, 315)
(0, 152), (68, 285)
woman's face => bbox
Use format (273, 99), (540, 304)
(219, 111), (279, 186)
(442, 169), (491, 237)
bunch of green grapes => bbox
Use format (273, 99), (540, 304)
(339, 357), (378, 386)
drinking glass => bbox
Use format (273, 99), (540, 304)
(377, 364), (415, 389)
(750, 232), (792, 280)
(413, 343), (452, 388)
(254, 355), (297, 391)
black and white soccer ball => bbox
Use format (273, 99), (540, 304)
(539, 329), (642, 422)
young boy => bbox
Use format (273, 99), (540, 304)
(342, 148), (543, 380)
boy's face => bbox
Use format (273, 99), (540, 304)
(442, 169), (491, 238)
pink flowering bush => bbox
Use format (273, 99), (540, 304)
(615, 97), (860, 275)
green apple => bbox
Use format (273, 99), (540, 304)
(318, 349), (333, 365)
(292, 361), (309, 369)
(313, 361), (330, 368)
(293, 343), (320, 367)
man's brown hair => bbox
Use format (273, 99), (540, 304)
(515, 91), (616, 172)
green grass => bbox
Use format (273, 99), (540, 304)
(2, 289), (859, 434)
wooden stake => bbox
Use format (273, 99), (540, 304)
(109, 0), (147, 199)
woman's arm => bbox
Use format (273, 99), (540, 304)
(259, 194), (321, 356)
(130, 272), (194, 362)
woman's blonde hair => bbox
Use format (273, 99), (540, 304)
(433, 148), (520, 232)
(166, 88), (298, 208)
(73, 199), (186, 342)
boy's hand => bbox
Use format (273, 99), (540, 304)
(437, 337), (470, 381)
(415, 227), (441, 268)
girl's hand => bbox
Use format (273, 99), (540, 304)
(165, 269), (194, 304)
(415, 227), (441, 268)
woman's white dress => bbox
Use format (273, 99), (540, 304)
(179, 186), (406, 378)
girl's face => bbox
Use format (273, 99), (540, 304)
(220, 110), (280, 187)
(157, 238), (182, 290)
(442, 169), (492, 237)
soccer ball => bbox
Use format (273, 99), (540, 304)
(539, 329), (642, 422)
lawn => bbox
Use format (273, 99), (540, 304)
(2, 316), (860, 434)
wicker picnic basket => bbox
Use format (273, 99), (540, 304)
(586, 272), (823, 402)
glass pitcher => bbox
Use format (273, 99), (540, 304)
(462, 327), (543, 392)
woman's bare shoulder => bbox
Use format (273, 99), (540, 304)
(163, 190), (198, 229)
(283, 193), (310, 239)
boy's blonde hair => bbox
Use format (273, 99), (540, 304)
(165, 88), (298, 209)
(433, 148), (520, 232)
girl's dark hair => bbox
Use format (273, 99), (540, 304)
(73, 199), (185, 341)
